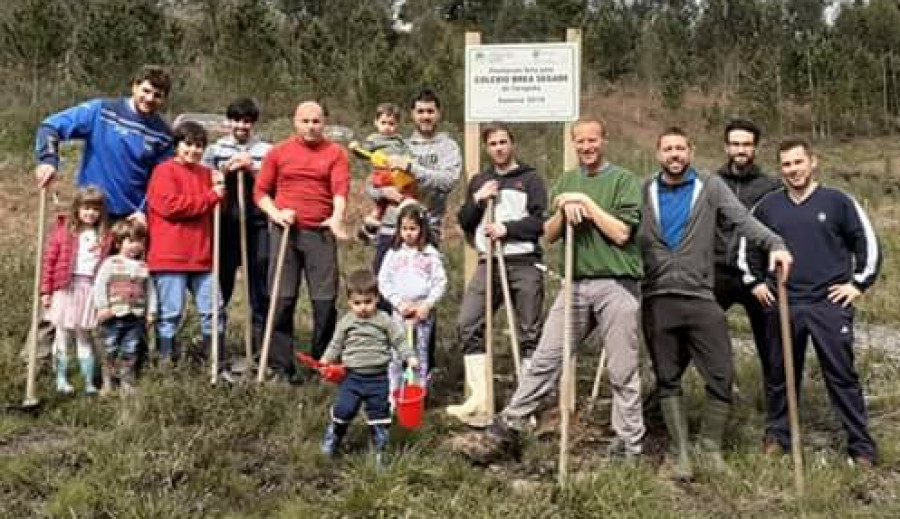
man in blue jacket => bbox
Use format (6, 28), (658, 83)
(34, 65), (174, 224)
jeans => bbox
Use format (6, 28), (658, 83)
(154, 272), (225, 355)
(100, 315), (145, 358)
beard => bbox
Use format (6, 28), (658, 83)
(662, 160), (688, 177)
(729, 154), (754, 173)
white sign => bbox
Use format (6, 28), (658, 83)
(465, 42), (580, 122)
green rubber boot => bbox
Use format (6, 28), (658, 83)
(56, 356), (73, 395)
(698, 399), (731, 473)
(660, 396), (694, 481)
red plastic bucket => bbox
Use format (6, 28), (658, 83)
(393, 383), (427, 430)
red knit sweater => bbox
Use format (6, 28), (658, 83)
(41, 215), (113, 295)
(254, 137), (350, 229)
(146, 159), (222, 272)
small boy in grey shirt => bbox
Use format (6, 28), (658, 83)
(320, 269), (418, 466)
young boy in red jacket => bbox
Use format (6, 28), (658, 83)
(147, 121), (227, 374)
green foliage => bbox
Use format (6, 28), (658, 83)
(71, 0), (168, 94)
(0, 0), (68, 72)
(212, 0), (285, 98)
(2, 0), (900, 151)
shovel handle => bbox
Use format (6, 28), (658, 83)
(24, 187), (48, 407)
(258, 223), (291, 383)
(777, 265), (805, 496)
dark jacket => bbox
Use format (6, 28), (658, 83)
(457, 163), (547, 262)
(714, 163), (782, 269)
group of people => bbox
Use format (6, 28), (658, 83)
(31, 64), (881, 477)
(31, 65), (461, 463)
(454, 119), (880, 481)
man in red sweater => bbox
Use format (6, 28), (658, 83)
(255, 101), (350, 380)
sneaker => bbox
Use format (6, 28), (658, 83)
(56, 380), (74, 395)
(231, 356), (255, 375)
(217, 369), (236, 385)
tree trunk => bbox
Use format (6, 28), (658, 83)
(806, 46), (817, 139)
(883, 52), (889, 130)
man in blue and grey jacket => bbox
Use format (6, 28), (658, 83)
(29, 65), (173, 368)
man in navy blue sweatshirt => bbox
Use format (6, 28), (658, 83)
(742, 138), (881, 467)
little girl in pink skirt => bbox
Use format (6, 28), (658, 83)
(41, 186), (113, 395)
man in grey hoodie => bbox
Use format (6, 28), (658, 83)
(637, 127), (792, 481)
(373, 88), (462, 272)
(713, 118), (782, 417)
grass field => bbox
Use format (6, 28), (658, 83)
(2, 116), (900, 517)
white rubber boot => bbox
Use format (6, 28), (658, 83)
(446, 354), (490, 425)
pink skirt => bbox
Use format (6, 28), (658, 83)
(46, 275), (97, 330)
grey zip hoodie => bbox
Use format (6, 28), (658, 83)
(638, 170), (786, 300)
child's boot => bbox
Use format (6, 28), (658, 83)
(118, 355), (137, 395)
(100, 353), (116, 397)
(56, 355), (74, 395)
(79, 355), (98, 396)
(157, 336), (177, 371)
(370, 423), (390, 470)
(321, 421), (349, 457)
